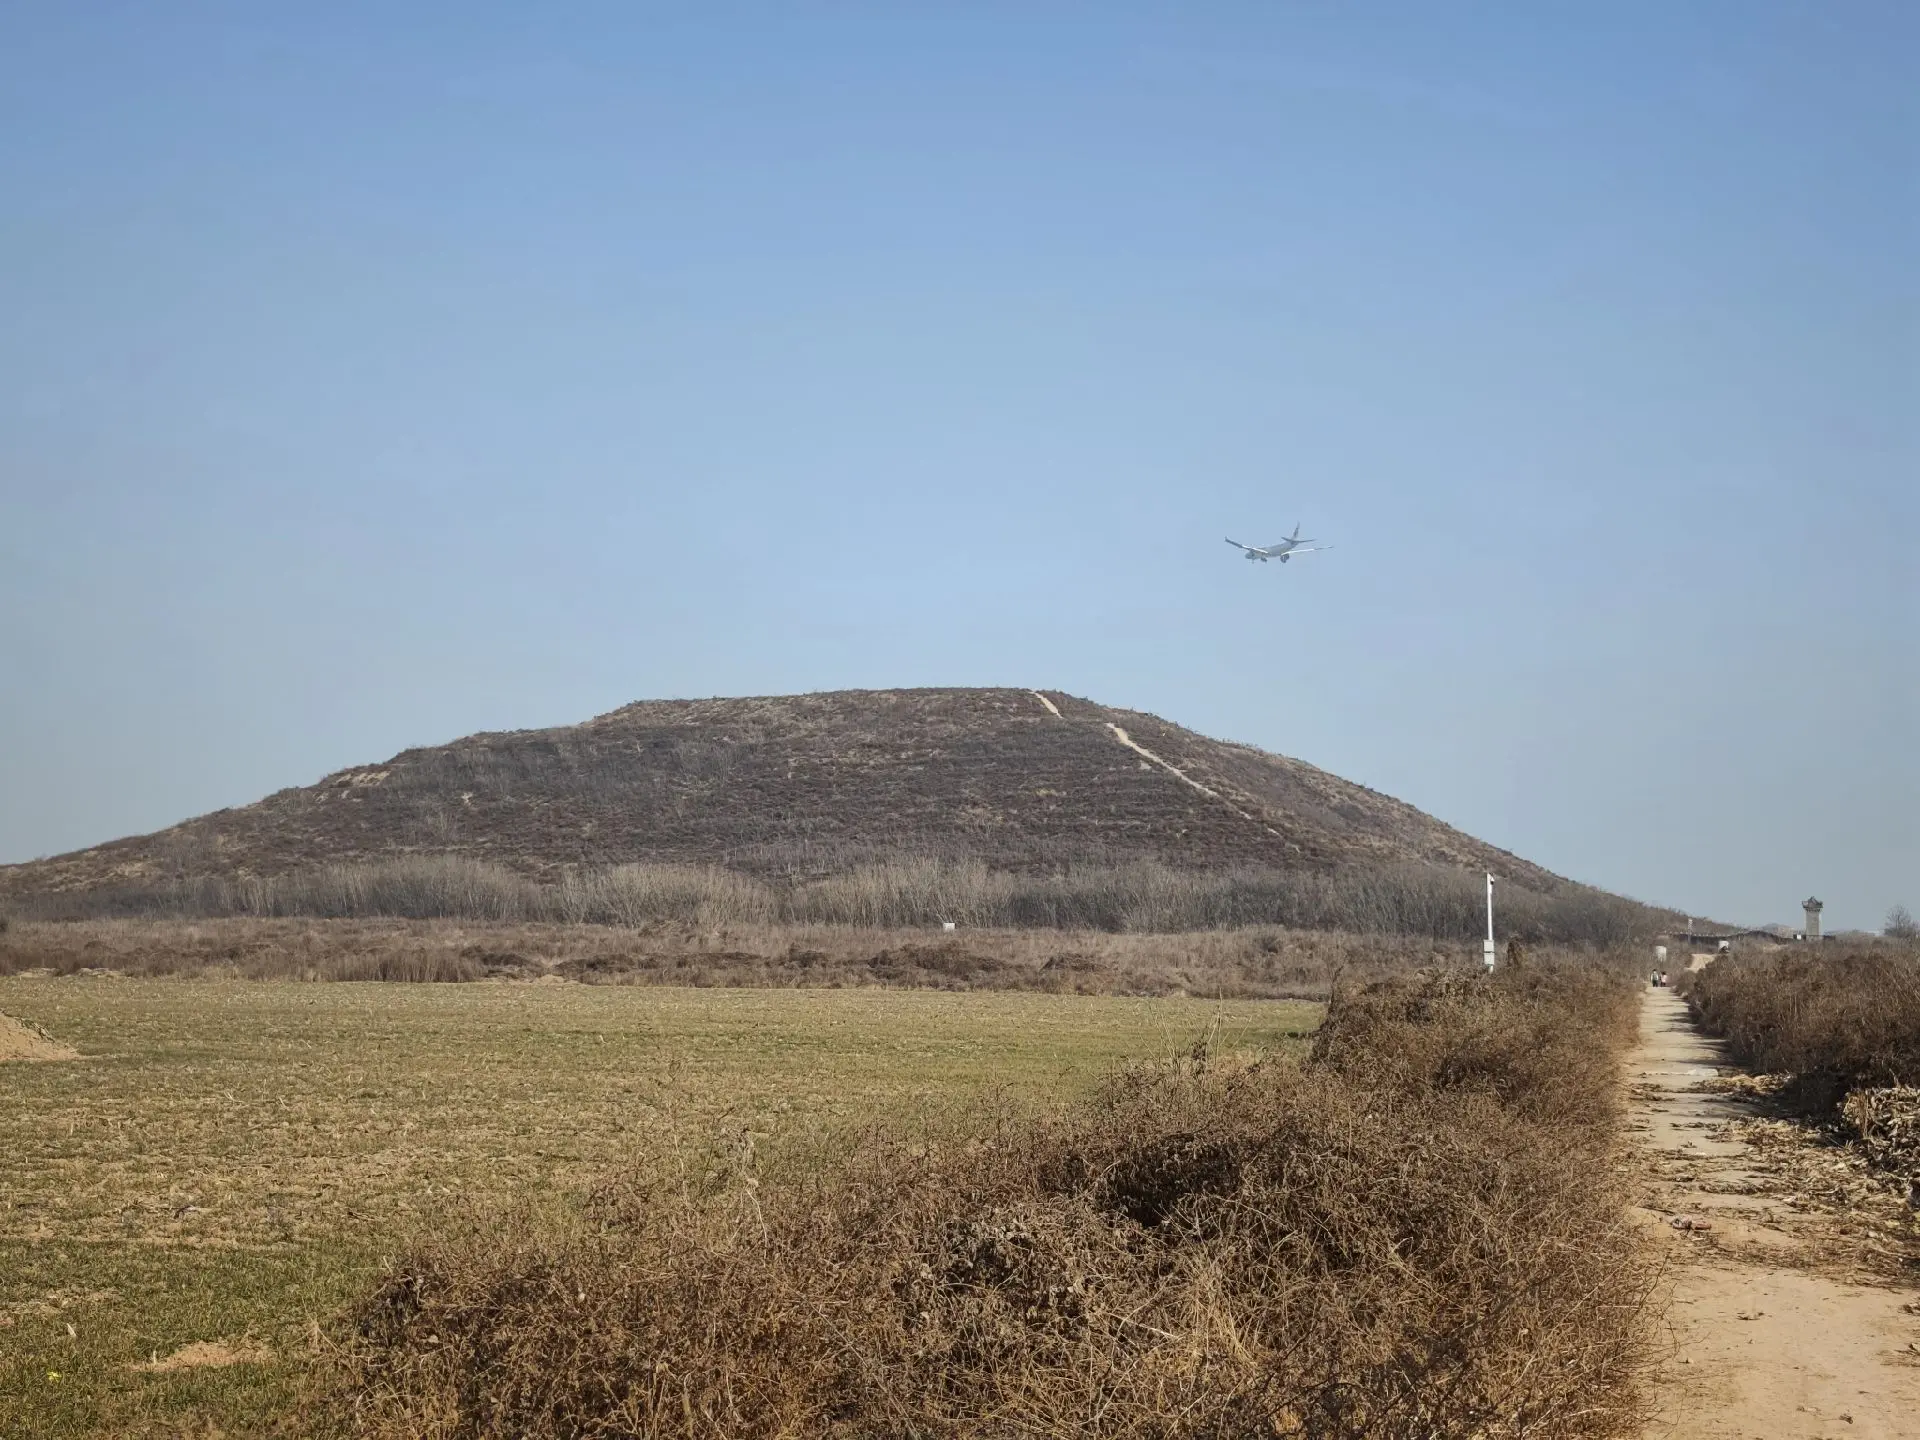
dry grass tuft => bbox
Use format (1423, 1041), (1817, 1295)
(319, 963), (1653, 1438)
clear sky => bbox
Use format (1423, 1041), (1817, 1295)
(2, 3), (1913, 930)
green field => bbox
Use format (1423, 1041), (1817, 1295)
(0, 977), (1318, 1437)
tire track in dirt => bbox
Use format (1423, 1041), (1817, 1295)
(1629, 986), (1920, 1438)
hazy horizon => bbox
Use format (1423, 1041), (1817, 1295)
(3, 4), (1913, 931)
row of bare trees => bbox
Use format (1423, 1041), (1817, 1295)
(16, 855), (1657, 944)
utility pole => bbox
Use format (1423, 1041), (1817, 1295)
(1483, 873), (1497, 972)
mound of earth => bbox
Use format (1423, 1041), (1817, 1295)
(0, 1013), (78, 1062)
(3, 686), (1600, 902)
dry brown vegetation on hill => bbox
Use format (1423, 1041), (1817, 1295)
(1, 689), (1666, 944)
(320, 961), (1653, 1439)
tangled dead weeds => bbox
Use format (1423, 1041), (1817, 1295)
(318, 962), (1658, 1439)
(1679, 948), (1920, 1280)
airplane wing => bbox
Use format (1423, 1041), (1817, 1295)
(1224, 537), (1261, 554)
(1286, 545), (1332, 555)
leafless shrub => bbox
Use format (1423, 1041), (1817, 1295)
(17, 857), (545, 924)
(1683, 943), (1920, 1095)
(1312, 961), (1641, 1129)
(789, 856), (1006, 928)
(318, 965), (1653, 1438)
(552, 863), (778, 927)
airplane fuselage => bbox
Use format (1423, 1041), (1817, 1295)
(1226, 533), (1319, 563)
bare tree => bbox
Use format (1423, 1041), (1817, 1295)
(1886, 904), (1919, 940)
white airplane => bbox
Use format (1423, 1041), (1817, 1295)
(1224, 525), (1331, 563)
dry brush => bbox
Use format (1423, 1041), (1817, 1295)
(1681, 944), (1920, 1093)
(1682, 943), (1920, 1187)
(317, 961), (1654, 1439)
(0, 914), (1627, 1002)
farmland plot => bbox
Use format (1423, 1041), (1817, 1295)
(0, 978), (1312, 1437)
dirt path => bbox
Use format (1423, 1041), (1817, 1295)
(1102, 724), (1283, 837)
(1630, 986), (1920, 1438)
(1024, 696), (1286, 844)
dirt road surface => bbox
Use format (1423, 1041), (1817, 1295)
(1631, 986), (1920, 1439)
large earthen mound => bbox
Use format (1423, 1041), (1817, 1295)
(0, 687), (1597, 905)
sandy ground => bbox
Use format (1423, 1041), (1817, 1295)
(0, 1010), (78, 1061)
(1631, 986), (1920, 1439)
(127, 1339), (275, 1373)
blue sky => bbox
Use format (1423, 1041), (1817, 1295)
(2, 3), (1913, 929)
